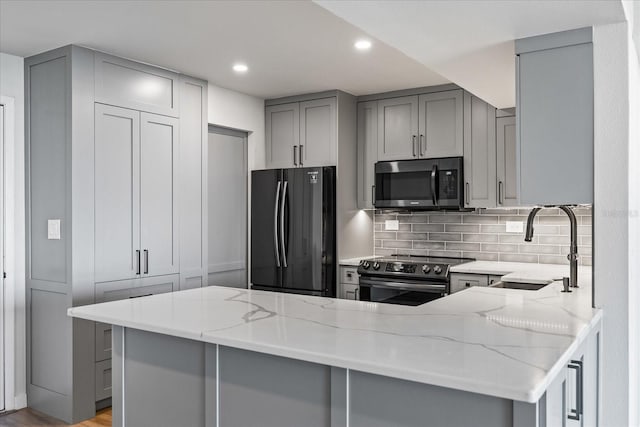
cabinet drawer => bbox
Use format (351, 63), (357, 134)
(488, 275), (502, 286)
(96, 274), (179, 303)
(95, 359), (112, 401)
(341, 267), (359, 284)
(95, 322), (112, 362)
(94, 52), (179, 117)
(341, 283), (360, 300)
(449, 273), (489, 293)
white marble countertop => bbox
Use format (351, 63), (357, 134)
(68, 269), (600, 403)
(450, 261), (590, 285)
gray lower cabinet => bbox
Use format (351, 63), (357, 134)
(450, 273), (491, 293)
(496, 115), (518, 206)
(265, 97), (337, 168)
(25, 45), (206, 423)
(463, 93), (497, 208)
(516, 27), (593, 205)
(377, 95), (419, 160)
(339, 266), (360, 300)
(357, 101), (377, 209)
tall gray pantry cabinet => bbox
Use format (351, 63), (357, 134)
(25, 45), (208, 423)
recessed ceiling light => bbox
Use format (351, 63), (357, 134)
(233, 63), (248, 73)
(354, 39), (372, 51)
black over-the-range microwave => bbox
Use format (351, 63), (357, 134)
(374, 157), (465, 210)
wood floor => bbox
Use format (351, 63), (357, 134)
(0, 408), (111, 427)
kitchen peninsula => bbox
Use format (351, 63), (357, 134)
(69, 264), (601, 427)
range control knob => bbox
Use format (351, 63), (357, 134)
(372, 262), (380, 270)
(362, 261), (371, 269)
(421, 265), (431, 274)
(433, 265), (442, 274)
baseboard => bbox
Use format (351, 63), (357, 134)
(13, 393), (27, 409)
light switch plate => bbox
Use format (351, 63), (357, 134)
(506, 221), (524, 233)
(47, 219), (61, 240)
(385, 220), (399, 231)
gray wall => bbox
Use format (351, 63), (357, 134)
(374, 207), (592, 266)
(0, 52), (27, 409)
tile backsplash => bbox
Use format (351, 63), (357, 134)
(374, 207), (592, 266)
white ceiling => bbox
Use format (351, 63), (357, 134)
(0, 0), (448, 99)
(315, 0), (627, 108)
(0, 0), (628, 106)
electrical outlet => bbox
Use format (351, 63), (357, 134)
(48, 219), (61, 240)
(385, 220), (399, 231)
(506, 221), (524, 233)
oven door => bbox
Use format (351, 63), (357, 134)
(358, 277), (446, 306)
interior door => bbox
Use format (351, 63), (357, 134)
(208, 127), (248, 288)
(140, 113), (179, 276)
(377, 96), (419, 161)
(250, 169), (282, 288)
(283, 167), (325, 293)
(94, 104), (140, 282)
(0, 103), (5, 411)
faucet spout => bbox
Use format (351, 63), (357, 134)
(523, 205), (579, 287)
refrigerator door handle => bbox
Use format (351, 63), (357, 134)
(274, 181), (281, 267)
(280, 181), (288, 268)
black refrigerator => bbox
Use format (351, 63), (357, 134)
(251, 166), (336, 297)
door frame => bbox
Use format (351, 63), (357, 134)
(0, 96), (16, 412)
(207, 125), (249, 287)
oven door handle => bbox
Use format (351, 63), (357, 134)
(359, 278), (446, 293)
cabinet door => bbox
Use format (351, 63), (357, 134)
(341, 283), (359, 300)
(266, 102), (299, 169)
(94, 104), (141, 282)
(517, 41), (593, 205)
(418, 90), (463, 158)
(299, 98), (336, 167)
(463, 94), (497, 208)
(357, 101), (378, 209)
(377, 96), (419, 161)
(140, 113), (179, 277)
(496, 116), (518, 206)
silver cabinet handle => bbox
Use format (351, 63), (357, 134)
(412, 135), (417, 157)
(274, 181), (281, 267)
(299, 145), (303, 166)
(420, 134), (425, 156)
(293, 146), (298, 166)
(498, 181), (504, 205)
(465, 182), (470, 205)
(136, 250), (141, 275)
(143, 249), (149, 274)
(280, 181), (288, 268)
(567, 360), (583, 421)
(371, 185), (376, 205)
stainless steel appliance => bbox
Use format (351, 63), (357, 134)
(357, 255), (474, 306)
(374, 157), (465, 210)
(251, 166), (336, 297)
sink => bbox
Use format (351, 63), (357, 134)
(489, 281), (551, 291)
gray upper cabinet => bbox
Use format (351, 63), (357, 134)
(265, 97), (337, 168)
(418, 90), (464, 158)
(516, 27), (593, 205)
(94, 52), (179, 117)
(496, 115), (518, 206)
(265, 102), (300, 168)
(299, 98), (337, 167)
(377, 96), (419, 161)
(357, 101), (378, 209)
(463, 94), (496, 208)
(94, 104), (140, 283)
(140, 113), (179, 277)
